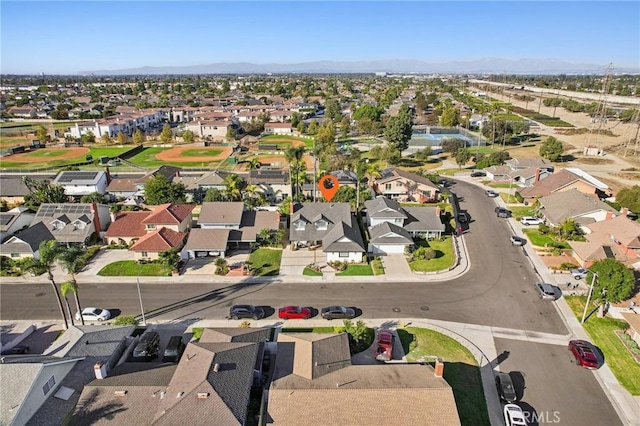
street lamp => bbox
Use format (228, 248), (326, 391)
(136, 277), (147, 326)
(581, 271), (599, 324)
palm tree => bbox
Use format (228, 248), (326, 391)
(246, 157), (261, 184)
(285, 146), (305, 202)
(365, 162), (382, 187)
(60, 281), (78, 326)
(27, 241), (68, 330)
(224, 173), (245, 201)
(57, 245), (87, 325)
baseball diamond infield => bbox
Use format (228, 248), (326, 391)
(0, 147), (89, 163)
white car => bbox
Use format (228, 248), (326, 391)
(503, 403), (527, 426)
(76, 307), (111, 322)
(520, 216), (543, 226)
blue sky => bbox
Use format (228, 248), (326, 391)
(1, 1), (638, 74)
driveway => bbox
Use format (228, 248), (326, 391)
(380, 254), (412, 279)
(183, 251), (250, 276)
(280, 245), (325, 276)
(79, 248), (133, 278)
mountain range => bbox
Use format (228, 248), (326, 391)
(82, 58), (639, 76)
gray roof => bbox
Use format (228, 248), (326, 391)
(0, 176), (49, 197)
(365, 197), (408, 219)
(290, 202), (352, 243)
(539, 189), (618, 226)
(377, 168), (439, 190)
(45, 325), (136, 358)
(236, 210), (280, 242)
(403, 207), (446, 233)
(30, 204), (106, 244)
(329, 170), (358, 185)
(198, 202), (244, 225)
(0, 222), (54, 254)
(274, 333), (351, 381)
(322, 216), (366, 253)
(53, 171), (106, 186)
(369, 221), (414, 245)
(183, 228), (229, 251)
(135, 165), (182, 184)
(199, 327), (271, 343)
(506, 157), (552, 170)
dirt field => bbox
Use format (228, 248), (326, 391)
(155, 146), (232, 163)
(0, 147), (89, 163)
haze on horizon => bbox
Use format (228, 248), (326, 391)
(1, 1), (639, 75)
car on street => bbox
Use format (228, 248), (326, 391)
(535, 282), (557, 300)
(510, 235), (526, 246)
(229, 305), (265, 320)
(520, 216), (544, 226)
(457, 211), (468, 223)
(162, 335), (185, 363)
(569, 340), (601, 369)
(321, 306), (356, 320)
(131, 331), (160, 361)
(76, 307), (111, 322)
(571, 268), (588, 280)
(495, 372), (518, 402)
(495, 207), (512, 218)
(503, 404), (527, 426)
(1, 344), (30, 355)
(470, 170), (486, 177)
(374, 329), (394, 362)
(485, 189), (499, 197)
(278, 305), (312, 320)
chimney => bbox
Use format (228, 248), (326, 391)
(435, 206), (441, 217)
(621, 207), (629, 217)
(434, 358), (444, 378)
(175, 171), (180, 178)
(104, 167), (112, 184)
(605, 212), (614, 220)
(94, 361), (107, 379)
(91, 202), (102, 233)
(213, 363), (220, 373)
(534, 168), (541, 183)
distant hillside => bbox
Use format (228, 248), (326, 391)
(82, 58), (640, 76)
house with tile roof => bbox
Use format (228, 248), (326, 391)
(267, 332), (460, 425)
(290, 202), (365, 263)
(364, 197), (445, 254)
(264, 122), (293, 135)
(142, 203), (194, 233)
(568, 215), (640, 267)
(519, 168), (610, 203)
(373, 168), (440, 203)
(538, 189), (618, 228)
(104, 211), (151, 245)
(8, 106), (37, 118)
(70, 328), (266, 426)
(129, 227), (186, 260)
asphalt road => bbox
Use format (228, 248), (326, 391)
(494, 338), (621, 426)
(0, 180), (567, 335)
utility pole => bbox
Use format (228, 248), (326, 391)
(136, 278), (146, 325)
(581, 272), (598, 324)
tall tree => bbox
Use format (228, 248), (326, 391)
(80, 192), (107, 204)
(340, 116), (351, 139)
(182, 129), (195, 143)
(285, 146), (306, 202)
(246, 157), (261, 184)
(384, 104), (413, 152)
(160, 123), (173, 143)
(587, 258), (635, 303)
(22, 177), (67, 207)
(616, 186), (640, 212)
(116, 132), (128, 144)
(26, 241), (68, 330)
(101, 133), (113, 145)
(539, 136), (564, 161)
(133, 129), (145, 145)
(58, 245), (87, 325)
(60, 281), (78, 326)
(224, 173), (246, 201)
(144, 175), (186, 205)
(440, 106), (460, 127)
(36, 125), (49, 142)
(455, 148), (472, 168)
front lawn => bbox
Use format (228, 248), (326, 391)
(336, 264), (373, 276)
(565, 297), (640, 395)
(522, 229), (571, 249)
(409, 237), (455, 272)
(248, 248), (282, 276)
(97, 260), (172, 276)
(303, 267), (322, 276)
(508, 205), (536, 218)
(398, 327), (489, 426)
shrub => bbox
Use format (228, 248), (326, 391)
(560, 262), (579, 270)
(514, 191), (524, 203)
(240, 320), (251, 328)
(215, 258), (229, 275)
(538, 223), (550, 234)
(328, 261), (347, 271)
(113, 315), (139, 326)
(414, 247), (437, 261)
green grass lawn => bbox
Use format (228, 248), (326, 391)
(398, 327), (489, 426)
(97, 260), (172, 276)
(88, 147), (131, 158)
(522, 229), (571, 248)
(191, 327), (204, 340)
(303, 267), (323, 276)
(488, 183), (514, 188)
(248, 248), (282, 276)
(410, 237), (455, 272)
(336, 264), (373, 276)
(179, 148), (222, 157)
(508, 205), (536, 218)
(499, 193), (519, 203)
(371, 258), (384, 275)
(126, 147), (172, 168)
(565, 297), (640, 395)
(259, 134), (315, 148)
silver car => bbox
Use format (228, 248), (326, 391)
(535, 283), (556, 301)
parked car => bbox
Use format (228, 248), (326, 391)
(495, 372), (517, 403)
(510, 236), (526, 246)
(495, 207), (512, 218)
(503, 404), (527, 426)
(535, 282), (557, 300)
(278, 305), (311, 320)
(569, 340), (601, 369)
(1, 344), (30, 355)
(374, 329), (395, 362)
(162, 335), (185, 363)
(229, 305), (265, 320)
(485, 189), (499, 198)
(321, 306), (356, 320)
(470, 170), (486, 177)
(76, 307), (111, 322)
(571, 268), (588, 280)
(131, 331), (160, 361)
(520, 216), (543, 226)
(458, 212), (468, 223)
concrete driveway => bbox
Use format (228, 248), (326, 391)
(280, 245), (325, 276)
(78, 248), (133, 278)
(183, 251), (250, 276)
(380, 254), (412, 278)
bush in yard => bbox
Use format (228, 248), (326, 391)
(587, 258), (635, 303)
(329, 261), (347, 271)
(113, 315), (139, 326)
(240, 320), (251, 328)
(414, 247), (437, 261)
(538, 223), (550, 234)
(215, 258), (229, 275)
(560, 262), (579, 270)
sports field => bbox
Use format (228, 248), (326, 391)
(0, 146), (130, 169)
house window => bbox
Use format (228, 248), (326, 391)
(293, 220), (306, 231)
(141, 251), (149, 258)
(395, 219), (403, 225)
(385, 184), (391, 190)
(339, 252), (349, 258)
(396, 182), (403, 187)
(315, 219), (328, 231)
(11, 253), (20, 258)
(423, 190), (431, 197)
(42, 375), (56, 396)
(146, 224), (156, 230)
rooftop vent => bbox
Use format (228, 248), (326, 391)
(176, 392), (184, 398)
(213, 363), (220, 373)
(197, 392), (209, 399)
(114, 391), (127, 397)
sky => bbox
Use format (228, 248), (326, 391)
(1, 1), (639, 74)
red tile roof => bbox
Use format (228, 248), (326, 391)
(105, 211), (150, 238)
(142, 203), (194, 225)
(130, 227), (186, 252)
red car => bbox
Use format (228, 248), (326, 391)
(278, 306), (311, 320)
(569, 340), (600, 369)
(374, 329), (395, 362)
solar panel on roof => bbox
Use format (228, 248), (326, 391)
(0, 214), (14, 226)
(603, 246), (615, 258)
(56, 172), (99, 183)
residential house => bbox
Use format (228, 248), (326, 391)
(249, 169), (291, 203)
(53, 171), (109, 198)
(70, 328), (267, 426)
(568, 215), (640, 267)
(28, 203), (111, 245)
(373, 168), (440, 203)
(185, 120), (233, 139)
(142, 203), (194, 234)
(365, 197), (445, 254)
(519, 168), (610, 203)
(302, 170), (359, 200)
(264, 122), (293, 135)
(485, 157), (554, 186)
(173, 170), (229, 202)
(104, 211), (150, 245)
(0, 222), (55, 259)
(289, 203), (365, 263)
(267, 332), (460, 425)
(538, 189), (618, 228)
(0, 175), (51, 206)
(107, 166), (182, 202)
(8, 106), (37, 118)
(0, 207), (35, 242)
(129, 227), (186, 261)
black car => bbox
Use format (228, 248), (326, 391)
(495, 372), (517, 403)
(470, 170), (486, 177)
(1, 344), (30, 355)
(162, 336), (185, 363)
(495, 207), (512, 218)
(321, 306), (356, 320)
(485, 189), (499, 198)
(229, 305), (265, 320)
(131, 331), (160, 361)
